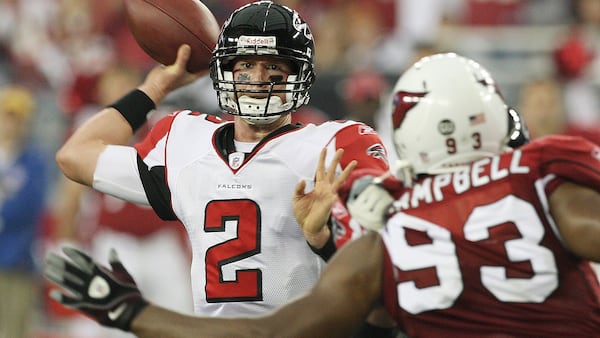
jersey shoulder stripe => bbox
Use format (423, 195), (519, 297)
(135, 111), (179, 158)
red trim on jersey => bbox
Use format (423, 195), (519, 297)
(213, 124), (305, 175)
(134, 112), (181, 157)
(235, 126), (300, 174)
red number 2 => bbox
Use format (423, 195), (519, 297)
(204, 199), (262, 302)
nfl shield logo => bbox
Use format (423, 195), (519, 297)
(229, 152), (245, 170)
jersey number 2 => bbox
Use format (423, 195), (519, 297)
(204, 199), (262, 302)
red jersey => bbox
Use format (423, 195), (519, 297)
(377, 135), (600, 336)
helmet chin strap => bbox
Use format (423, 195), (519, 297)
(238, 95), (286, 125)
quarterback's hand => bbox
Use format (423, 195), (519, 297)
(347, 174), (394, 231)
(44, 246), (149, 331)
(139, 44), (206, 104)
(294, 148), (357, 248)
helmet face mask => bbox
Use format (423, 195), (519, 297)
(389, 53), (529, 185)
(210, 1), (315, 124)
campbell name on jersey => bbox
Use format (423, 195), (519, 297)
(390, 149), (531, 212)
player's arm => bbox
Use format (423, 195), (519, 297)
(55, 45), (201, 187)
(539, 136), (600, 261)
(45, 232), (385, 337)
(130, 231), (385, 337)
(550, 182), (600, 262)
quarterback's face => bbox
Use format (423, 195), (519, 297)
(232, 56), (293, 102)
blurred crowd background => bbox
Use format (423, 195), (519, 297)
(2, 0), (600, 337)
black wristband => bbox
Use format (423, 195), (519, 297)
(308, 229), (337, 262)
(108, 89), (156, 132)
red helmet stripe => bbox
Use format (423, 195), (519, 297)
(392, 91), (428, 129)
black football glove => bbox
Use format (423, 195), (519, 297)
(44, 246), (149, 331)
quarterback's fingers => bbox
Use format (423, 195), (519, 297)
(333, 159), (357, 191)
(327, 149), (345, 182)
(294, 180), (307, 199)
(175, 44), (192, 70)
(315, 148), (327, 182)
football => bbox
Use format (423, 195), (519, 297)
(124, 0), (220, 73)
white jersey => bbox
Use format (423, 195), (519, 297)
(131, 112), (388, 317)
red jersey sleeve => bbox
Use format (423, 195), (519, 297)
(330, 123), (391, 248)
(333, 123), (390, 172)
(134, 112), (178, 158)
(537, 135), (600, 192)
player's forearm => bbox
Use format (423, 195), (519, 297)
(131, 298), (358, 338)
(56, 108), (134, 186)
(53, 178), (86, 240)
(131, 305), (266, 338)
(551, 182), (600, 261)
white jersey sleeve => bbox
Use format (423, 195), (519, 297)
(92, 145), (149, 205)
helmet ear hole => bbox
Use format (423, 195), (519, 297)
(507, 107), (530, 148)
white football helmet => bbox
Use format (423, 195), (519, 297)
(390, 53), (528, 186)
